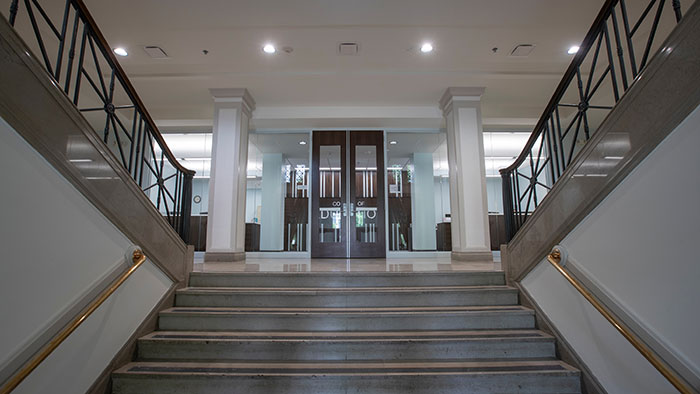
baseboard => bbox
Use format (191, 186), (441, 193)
(516, 282), (608, 394)
(204, 251), (246, 262)
(85, 282), (180, 394)
(451, 251), (493, 262)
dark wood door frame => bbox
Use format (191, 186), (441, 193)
(310, 130), (386, 258)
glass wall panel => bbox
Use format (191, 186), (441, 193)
(160, 132), (213, 252)
(386, 131), (450, 251)
(246, 132), (310, 252)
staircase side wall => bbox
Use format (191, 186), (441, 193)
(510, 2), (700, 392)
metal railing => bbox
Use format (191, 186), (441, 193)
(0, 249), (148, 394)
(547, 247), (692, 393)
(7, 0), (194, 242)
(501, 0), (683, 241)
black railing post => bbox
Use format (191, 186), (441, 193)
(501, 170), (516, 242)
(9, 0), (19, 25)
(672, 0), (683, 22)
(179, 172), (193, 244)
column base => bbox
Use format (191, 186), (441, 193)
(451, 250), (493, 262)
(204, 251), (246, 262)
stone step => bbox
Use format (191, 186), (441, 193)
(158, 305), (535, 332)
(188, 271), (505, 288)
(112, 360), (580, 394)
(137, 329), (555, 362)
(175, 285), (519, 308)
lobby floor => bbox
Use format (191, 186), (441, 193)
(193, 252), (502, 273)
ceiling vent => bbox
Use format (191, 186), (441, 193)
(144, 46), (169, 59)
(338, 42), (359, 56)
(510, 44), (535, 57)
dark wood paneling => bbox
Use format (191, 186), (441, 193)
(245, 223), (260, 252)
(189, 216), (208, 252)
(284, 197), (308, 251)
(388, 196), (412, 251)
(488, 215), (508, 251)
(436, 222), (452, 251)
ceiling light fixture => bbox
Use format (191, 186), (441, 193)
(389, 140), (398, 145)
(113, 47), (128, 57)
(420, 42), (434, 53)
(263, 44), (276, 54)
(567, 45), (580, 55)
(299, 141), (307, 145)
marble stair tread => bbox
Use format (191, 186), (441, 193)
(188, 271), (506, 288)
(161, 305), (532, 314)
(189, 271), (504, 278)
(140, 329), (553, 342)
(114, 359), (579, 376)
(136, 329), (556, 361)
(177, 285), (516, 294)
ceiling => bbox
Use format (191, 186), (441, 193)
(79, 0), (613, 126)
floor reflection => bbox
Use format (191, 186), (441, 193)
(194, 253), (501, 273)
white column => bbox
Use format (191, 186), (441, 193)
(411, 152), (437, 250)
(205, 88), (255, 262)
(260, 153), (284, 251)
(439, 87), (492, 261)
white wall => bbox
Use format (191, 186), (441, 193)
(433, 177), (450, 224)
(260, 153), (284, 250)
(0, 116), (173, 392)
(411, 153), (436, 250)
(246, 186), (262, 223)
(191, 178), (210, 215)
(485, 177), (503, 214)
(522, 103), (700, 393)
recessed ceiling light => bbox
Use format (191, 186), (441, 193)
(567, 46), (580, 55)
(299, 140), (307, 145)
(263, 44), (276, 54)
(113, 47), (128, 57)
(389, 140), (398, 145)
(420, 42), (433, 53)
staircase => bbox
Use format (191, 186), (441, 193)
(112, 271), (581, 393)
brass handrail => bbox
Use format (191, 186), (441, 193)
(547, 249), (692, 394)
(0, 249), (148, 394)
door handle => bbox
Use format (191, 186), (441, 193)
(350, 203), (355, 217)
(342, 203), (347, 217)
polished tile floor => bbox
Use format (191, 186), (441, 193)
(194, 252), (502, 273)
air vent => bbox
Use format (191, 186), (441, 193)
(510, 44), (535, 57)
(144, 46), (169, 59)
(338, 42), (359, 56)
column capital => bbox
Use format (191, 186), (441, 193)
(209, 88), (256, 117)
(439, 87), (485, 115)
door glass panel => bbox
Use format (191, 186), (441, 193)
(319, 145), (342, 243)
(354, 145), (377, 244)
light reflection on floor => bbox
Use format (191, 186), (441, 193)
(193, 253), (502, 273)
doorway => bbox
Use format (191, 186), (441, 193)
(311, 131), (386, 258)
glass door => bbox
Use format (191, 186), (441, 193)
(311, 131), (385, 258)
(311, 131), (347, 258)
(349, 131), (385, 258)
